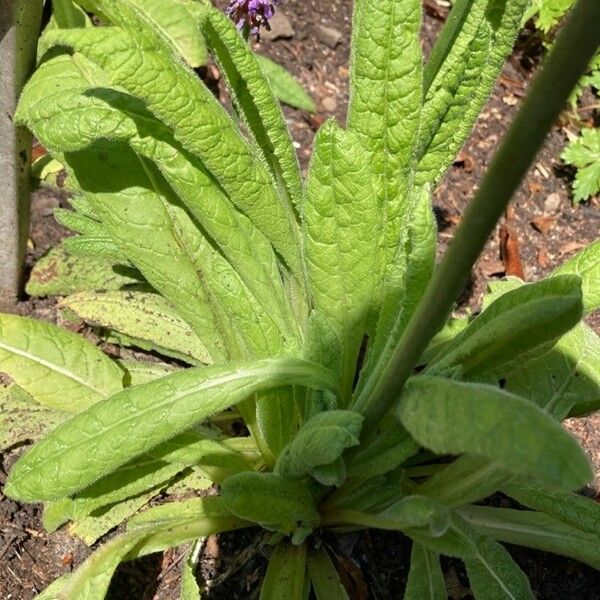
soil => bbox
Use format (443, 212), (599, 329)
(1, 0), (600, 598)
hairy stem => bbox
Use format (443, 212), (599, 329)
(359, 0), (600, 434)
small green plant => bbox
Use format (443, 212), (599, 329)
(526, 0), (600, 202)
(1, 0), (600, 598)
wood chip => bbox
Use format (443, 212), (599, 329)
(530, 215), (559, 234)
(499, 224), (524, 279)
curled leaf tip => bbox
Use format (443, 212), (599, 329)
(226, 0), (281, 39)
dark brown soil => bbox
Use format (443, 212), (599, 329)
(1, 1), (599, 598)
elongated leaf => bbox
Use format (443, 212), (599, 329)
(60, 291), (211, 365)
(276, 410), (363, 481)
(5, 358), (336, 501)
(119, 359), (179, 386)
(45, 2), (303, 280)
(126, 0), (208, 67)
(26, 243), (139, 297)
(428, 275), (583, 378)
(17, 52), (295, 350)
(552, 239), (600, 314)
(304, 121), (379, 398)
(52, 0), (90, 28)
(128, 497), (232, 530)
(257, 55), (316, 112)
(348, 419), (420, 478)
(404, 543), (446, 600)
(505, 322), (600, 419)
(0, 314), (123, 412)
(464, 535), (534, 600)
(220, 471), (319, 536)
(416, 0), (529, 185)
(60, 507), (244, 600)
(181, 544), (202, 600)
(0, 384), (67, 452)
(458, 505), (600, 571)
(307, 547), (349, 600)
(36, 576), (71, 600)
(260, 542), (307, 600)
(201, 6), (303, 210)
(502, 479), (600, 537)
(397, 376), (592, 490)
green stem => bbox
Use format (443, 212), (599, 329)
(357, 0), (600, 434)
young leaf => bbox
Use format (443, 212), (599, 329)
(60, 291), (212, 365)
(404, 543), (446, 600)
(201, 6), (304, 210)
(428, 275), (583, 378)
(397, 376), (592, 491)
(307, 546), (349, 600)
(181, 543), (202, 600)
(260, 542), (308, 600)
(464, 535), (534, 600)
(0, 314), (123, 412)
(5, 358), (336, 501)
(220, 471), (319, 536)
(26, 243), (140, 297)
(276, 410), (363, 481)
(303, 121), (379, 398)
(347, 419), (420, 478)
(417, 0), (529, 185)
(458, 505), (600, 571)
(552, 239), (600, 313)
(256, 55), (316, 112)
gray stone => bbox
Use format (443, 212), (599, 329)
(544, 192), (562, 214)
(261, 11), (294, 41)
(316, 25), (343, 49)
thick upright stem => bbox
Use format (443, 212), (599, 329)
(0, 0), (43, 311)
(358, 0), (600, 434)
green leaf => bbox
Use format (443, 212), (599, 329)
(26, 243), (140, 297)
(327, 495), (449, 538)
(260, 542), (308, 600)
(119, 359), (179, 387)
(502, 479), (600, 537)
(552, 239), (600, 313)
(349, 0), (423, 182)
(128, 496), (232, 530)
(53, 0), (90, 28)
(303, 121), (379, 398)
(276, 410), (362, 482)
(464, 535), (534, 600)
(505, 322), (600, 419)
(307, 547), (349, 600)
(17, 52), (295, 356)
(201, 7), (304, 211)
(0, 384), (67, 452)
(69, 489), (158, 545)
(181, 543), (202, 600)
(0, 314), (123, 412)
(347, 419), (419, 478)
(429, 275), (583, 378)
(404, 543), (446, 600)
(5, 358), (336, 501)
(397, 376), (592, 491)
(458, 505), (600, 571)
(60, 291), (212, 365)
(257, 55), (316, 112)
(44, 3), (303, 281)
(561, 128), (600, 202)
(126, 0), (208, 68)
(35, 576), (71, 600)
(220, 471), (319, 536)
(416, 0), (529, 186)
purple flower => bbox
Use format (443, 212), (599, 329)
(226, 0), (281, 38)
